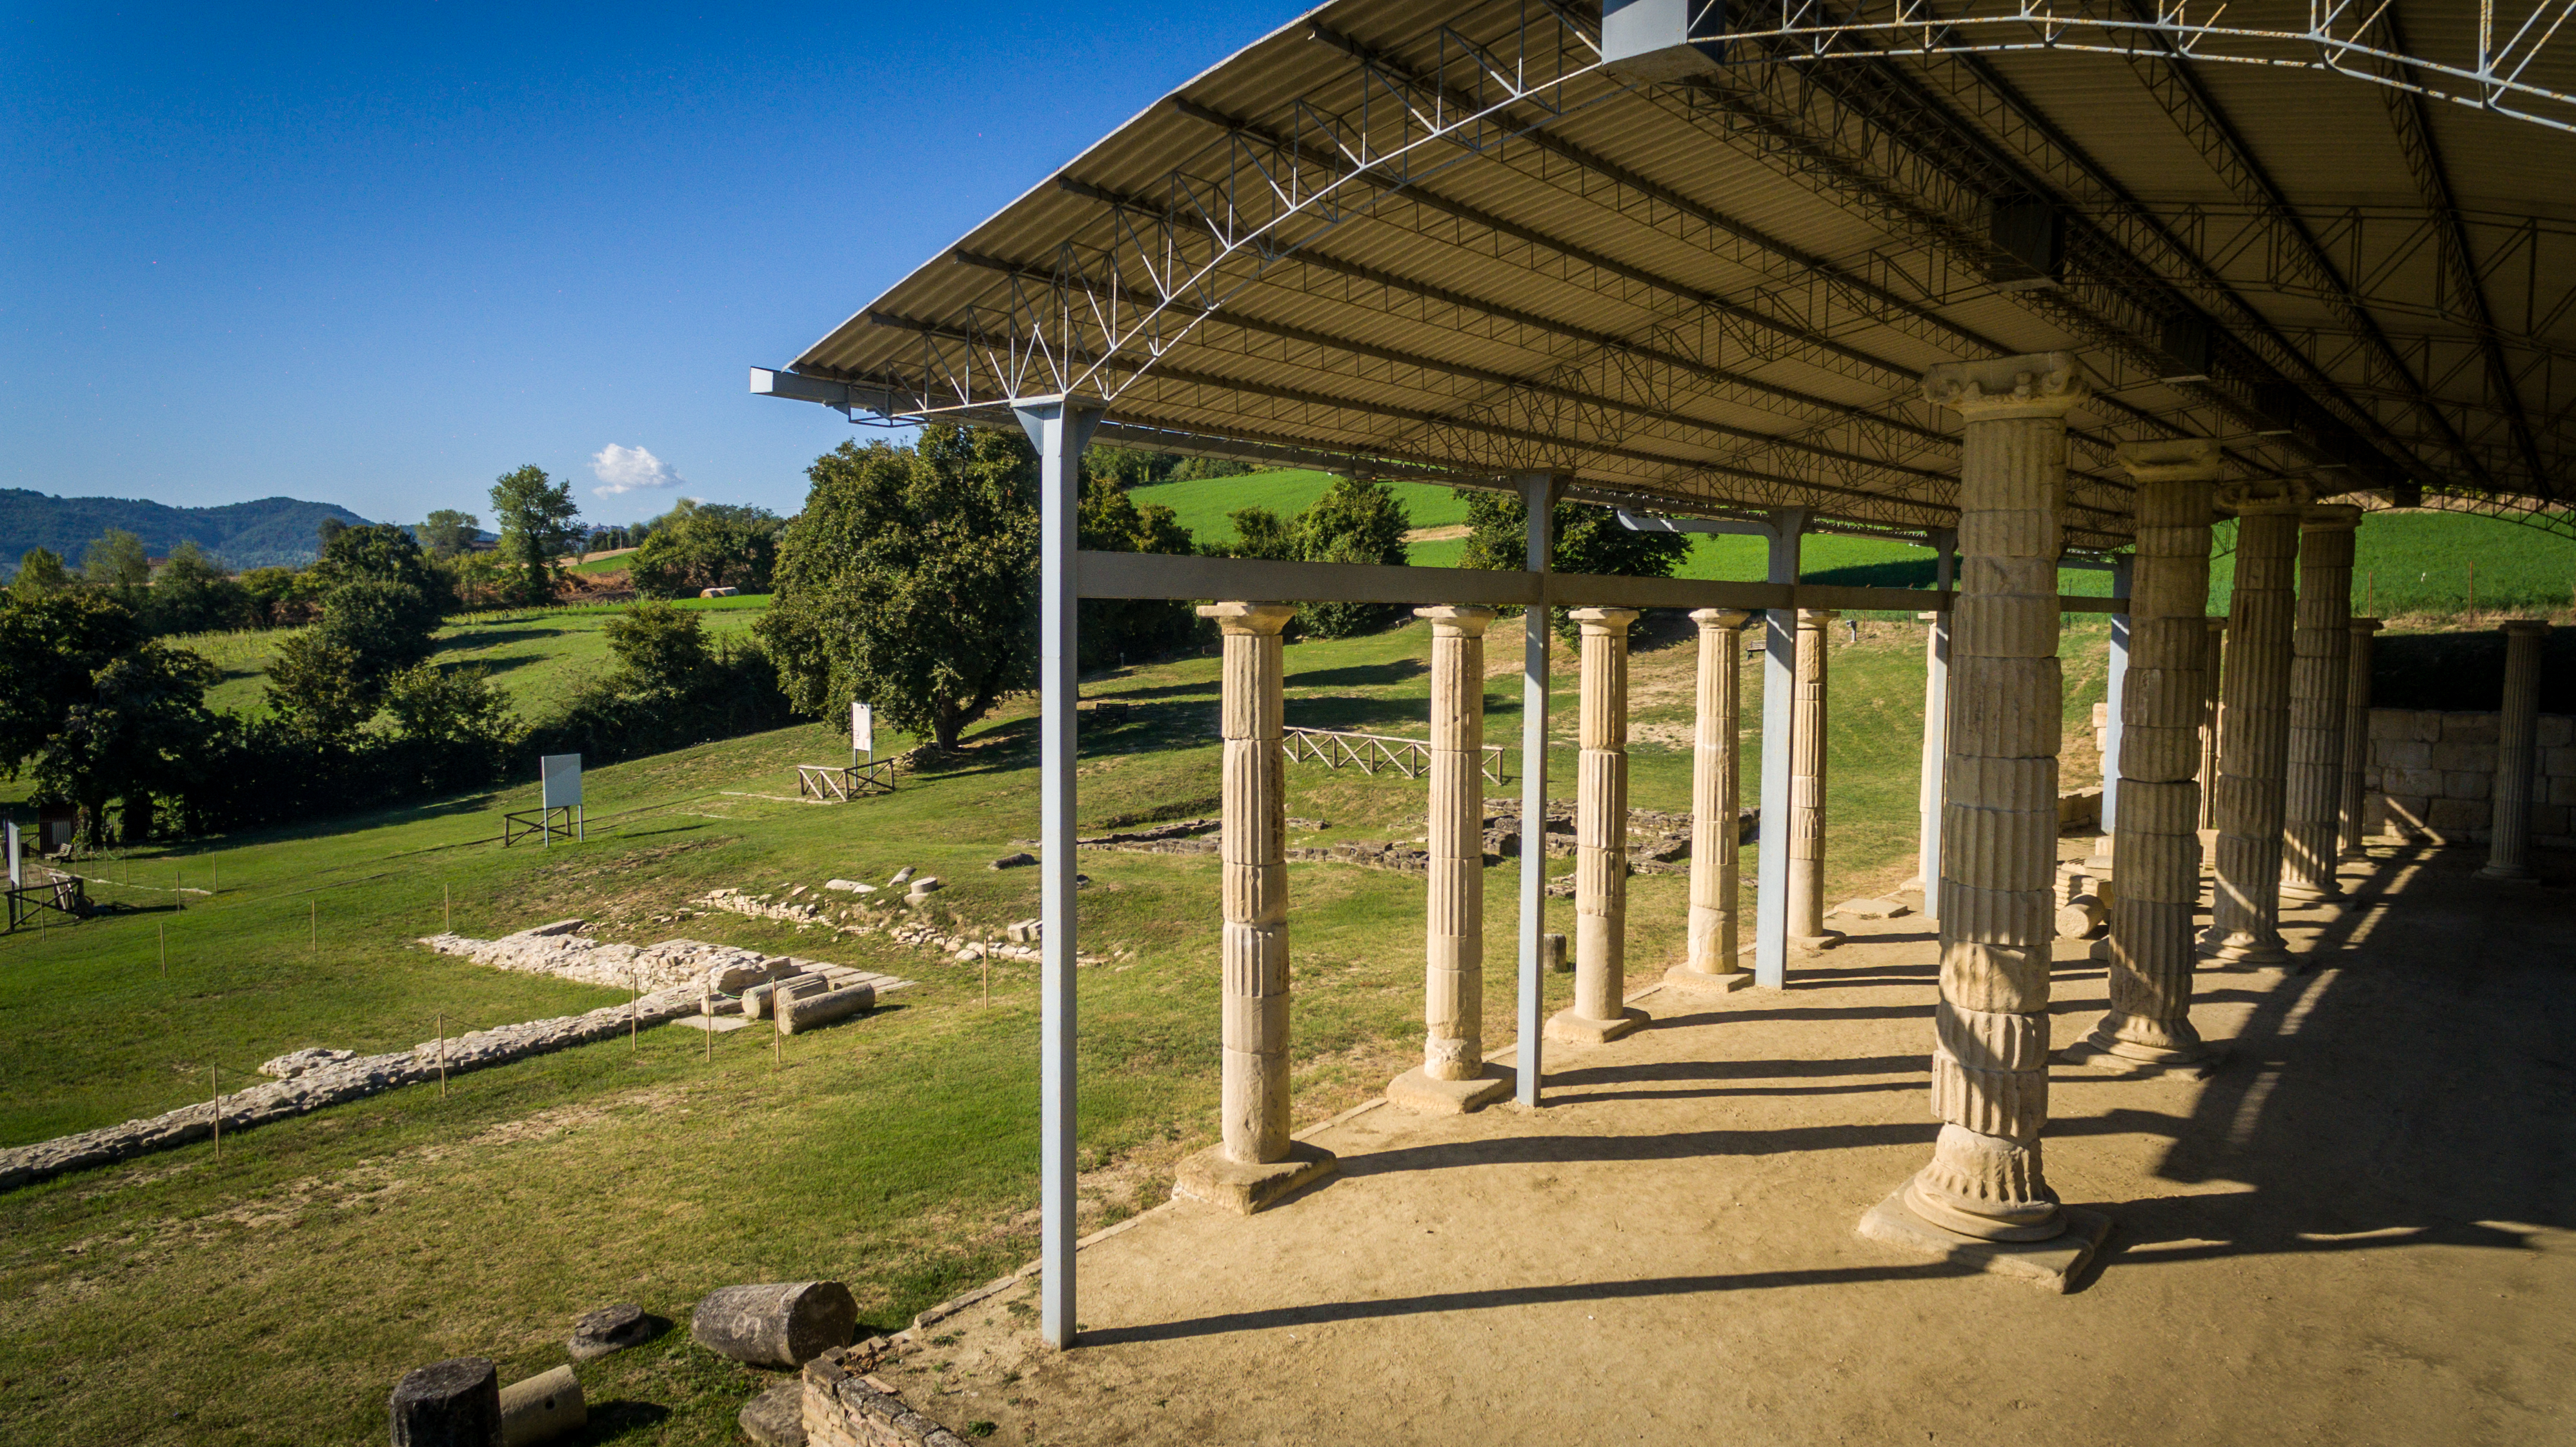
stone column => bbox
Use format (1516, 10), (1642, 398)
(1175, 602), (1335, 1213)
(1546, 607), (1649, 1044)
(2480, 620), (2552, 882)
(1900, 354), (2087, 1244)
(2202, 480), (2308, 967)
(2282, 505), (2360, 902)
(2339, 618), (2382, 857)
(1788, 609), (1842, 951)
(2064, 439), (2219, 1073)
(1667, 607), (1755, 993)
(2199, 618), (2226, 832)
(1390, 606), (1513, 1112)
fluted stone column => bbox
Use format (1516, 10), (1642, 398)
(1788, 609), (1842, 951)
(2064, 439), (2219, 1073)
(2282, 505), (2360, 902)
(1667, 607), (1755, 993)
(1389, 607), (1513, 1112)
(1546, 607), (1649, 1044)
(2199, 618), (2226, 832)
(2203, 482), (2308, 965)
(2480, 620), (2552, 882)
(1898, 354), (2087, 1245)
(2340, 619), (2383, 857)
(1174, 602), (1335, 1214)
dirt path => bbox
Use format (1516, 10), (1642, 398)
(879, 844), (2575, 1446)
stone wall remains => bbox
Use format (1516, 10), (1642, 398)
(2362, 708), (2576, 849)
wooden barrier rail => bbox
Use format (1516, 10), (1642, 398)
(1283, 727), (1511, 785)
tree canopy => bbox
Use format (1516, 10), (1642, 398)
(628, 500), (784, 598)
(758, 427), (1040, 752)
(1457, 488), (1693, 636)
(489, 465), (583, 603)
(419, 509), (479, 557)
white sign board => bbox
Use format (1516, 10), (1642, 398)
(851, 702), (874, 755)
(541, 753), (583, 809)
(4, 820), (17, 890)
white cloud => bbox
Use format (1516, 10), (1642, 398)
(589, 443), (685, 496)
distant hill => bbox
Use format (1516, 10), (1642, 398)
(0, 489), (373, 571)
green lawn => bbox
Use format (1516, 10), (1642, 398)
(0, 607), (2075, 1446)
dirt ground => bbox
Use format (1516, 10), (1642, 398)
(877, 841), (2575, 1446)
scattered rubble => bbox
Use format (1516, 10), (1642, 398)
(568, 1303), (656, 1362)
(988, 853), (1036, 870)
(257, 1047), (354, 1080)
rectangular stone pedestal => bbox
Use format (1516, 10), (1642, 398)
(1386, 1064), (1514, 1115)
(674, 1016), (750, 1033)
(1660, 965), (1753, 995)
(1857, 1188), (2111, 1293)
(1172, 1140), (1337, 1216)
(2054, 1040), (2228, 1080)
(1543, 1006), (1649, 1046)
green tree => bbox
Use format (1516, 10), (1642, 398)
(758, 426), (1038, 752)
(601, 600), (709, 687)
(316, 576), (443, 677)
(627, 499), (784, 598)
(1218, 506), (1298, 562)
(1457, 488), (1692, 636)
(316, 522), (445, 598)
(0, 591), (146, 782)
(238, 565), (324, 628)
(33, 643), (218, 845)
(1078, 471), (1199, 667)
(381, 663), (518, 789)
(1289, 476), (1412, 638)
(145, 541), (249, 636)
(82, 529), (152, 597)
(489, 464), (583, 604)
(265, 632), (376, 739)
(419, 509), (480, 557)
(10, 547), (72, 600)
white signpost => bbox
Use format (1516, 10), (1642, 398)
(851, 701), (874, 766)
(523, 753), (585, 845)
(5, 819), (19, 889)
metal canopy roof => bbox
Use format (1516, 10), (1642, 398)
(767, 0), (2576, 546)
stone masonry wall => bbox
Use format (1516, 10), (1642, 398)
(2363, 708), (2576, 849)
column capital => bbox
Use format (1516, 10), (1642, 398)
(1413, 604), (1498, 636)
(1690, 607), (1754, 631)
(1197, 601), (1296, 636)
(2350, 617), (2384, 636)
(1922, 352), (2089, 420)
(2500, 618), (2553, 638)
(2111, 436), (2222, 483)
(2215, 476), (2313, 514)
(2300, 503), (2365, 532)
(1567, 606), (1640, 634)
(1794, 607), (1842, 625)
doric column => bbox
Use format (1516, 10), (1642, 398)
(1389, 607), (1513, 1113)
(1904, 354), (2086, 1242)
(2202, 481), (2308, 965)
(2065, 439), (2219, 1072)
(2282, 505), (2360, 902)
(1175, 602), (1335, 1213)
(2480, 620), (2552, 882)
(2339, 618), (2383, 857)
(1787, 608), (1842, 950)
(1667, 607), (1754, 993)
(2199, 618), (2226, 832)
(1546, 606), (1649, 1044)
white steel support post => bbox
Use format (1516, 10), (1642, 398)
(1755, 508), (1808, 989)
(2100, 554), (2134, 838)
(1516, 475), (1562, 1107)
(1013, 394), (1103, 1351)
(1915, 530), (1955, 919)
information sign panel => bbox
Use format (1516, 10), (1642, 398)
(541, 753), (583, 809)
(851, 702), (874, 756)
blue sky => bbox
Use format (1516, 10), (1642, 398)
(0, 1), (1291, 527)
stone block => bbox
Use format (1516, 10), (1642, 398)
(2381, 795), (2431, 838)
(568, 1303), (655, 1362)
(778, 984), (875, 1035)
(2553, 776), (2576, 807)
(2546, 748), (2576, 778)
(1387, 1062), (1514, 1115)
(1855, 1189), (2111, 1292)
(2428, 796), (2489, 831)
(2442, 712), (2501, 744)
(692, 1282), (858, 1370)
(2401, 710), (2442, 742)
(2431, 741), (2497, 773)
(2376, 739), (2432, 771)
(802, 1353), (970, 1447)
(2540, 715), (2575, 748)
(1172, 1139), (1338, 1215)
(2367, 708), (2406, 739)
(499, 1364), (583, 1447)
(2442, 771), (2493, 802)
(2386, 767), (2444, 798)
(739, 1381), (805, 1447)
(390, 1358), (501, 1447)
(1544, 1005), (1651, 1045)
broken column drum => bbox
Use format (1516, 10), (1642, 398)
(1547, 607), (1648, 1044)
(2480, 619), (2551, 882)
(2339, 618), (2383, 858)
(2204, 481), (2310, 966)
(2069, 438), (2219, 1069)
(1787, 608), (1840, 950)
(1673, 607), (1755, 989)
(2282, 505), (2360, 902)
(1909, 354), (2086, 1242)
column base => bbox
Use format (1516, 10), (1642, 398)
(1660, 963), (1754, 995)
(1171, 1140), (1338, 1217)
(2056, 1031), (2226, 1080)
(1791, 931), (1846, 954)
(1856, 1188), (2111, 1293)
(2198, 927), (2290, 969)
(2279, 878), (2345, 904)
(1543, 1006), (1649, 1045)
(1385, 1063), (1514, 1115)
(2475, 863), (2539, 883)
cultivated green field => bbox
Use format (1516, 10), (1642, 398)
(0, 609), (2089, 1446)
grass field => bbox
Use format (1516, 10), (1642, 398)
(0, 607), (2093, 1446)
